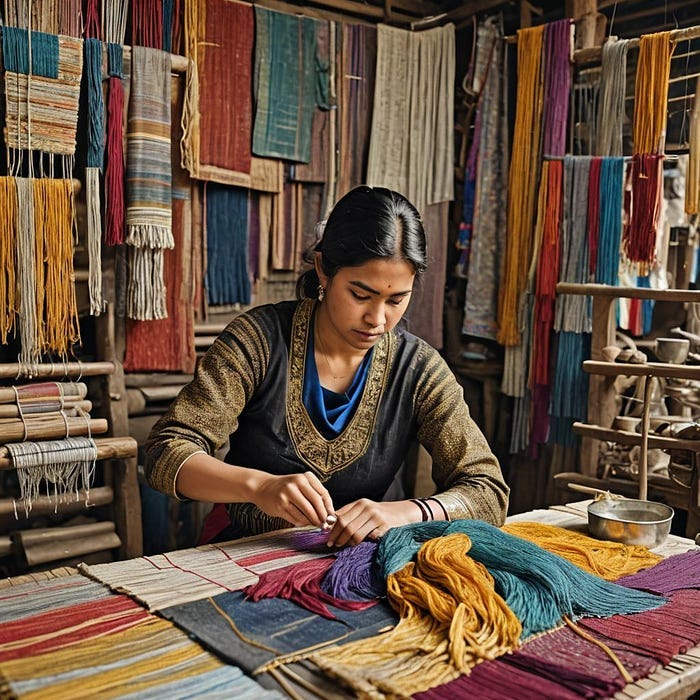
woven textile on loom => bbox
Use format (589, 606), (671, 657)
(337, 24), (377, 198)
(252, 7), (320, 163)
(125, 46), (173, 321)
(0, 578), (285, 699)
(366, 24), (454, 214)
(2, 29), (82, 155)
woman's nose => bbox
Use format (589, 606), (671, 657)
(364, 303), (386, 327)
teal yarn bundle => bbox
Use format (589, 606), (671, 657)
(377, 520), (666, 639)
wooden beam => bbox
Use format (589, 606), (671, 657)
(447, 0), (514, 24)
(574, 20), (700, 65)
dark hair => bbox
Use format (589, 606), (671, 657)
(296, 186), (427, 299)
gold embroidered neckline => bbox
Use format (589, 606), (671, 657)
(285, 299), (394, 479)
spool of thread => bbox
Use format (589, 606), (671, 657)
(322, 513), (337, 531)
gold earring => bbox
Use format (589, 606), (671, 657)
(317, 284), (325, 301)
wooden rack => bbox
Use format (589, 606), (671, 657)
(555, 283), (700, 539)
(0, 360), (141, 574)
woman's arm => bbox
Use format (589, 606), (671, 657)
(414, 348), (510, 526)
(144, 316), (335, 529)
(176, 453), (334, 527)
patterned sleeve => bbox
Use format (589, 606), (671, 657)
(413, 344), (509, 525)
(143, 312), (270, 498)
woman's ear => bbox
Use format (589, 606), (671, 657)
(314, 253), (328, 287)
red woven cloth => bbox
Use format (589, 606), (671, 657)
(197, 0), (254, 175)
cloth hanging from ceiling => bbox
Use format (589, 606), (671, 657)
(366, 23), (454, 214)
(462, 15), (508, 341)
(252, 7), (319, 163)
(124, 188), (197, 373)
(407, 201), (449, 349)
(336, 23), (377, 198)
(291, 19), (332, 184)
(205, 183), (251, 306)
(181, 0), (283, 192)
(2, 30), (82, 156)
(125, 46), (173, 321)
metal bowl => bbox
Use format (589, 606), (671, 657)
(587, 498), (674, 549)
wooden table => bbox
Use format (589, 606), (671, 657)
(0, 503), (698, 700)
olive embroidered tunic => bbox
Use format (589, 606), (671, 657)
(144, 299), (509, 537)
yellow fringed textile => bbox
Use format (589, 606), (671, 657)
(686, 74), (700, 215)
(310, 533), (522, 698)
(0, 178), (18, 344)
(32, 178), (81, 359)
(502, 521), (662, 580)
(632, 32), (675, 155)
(497, 25), (546, 346)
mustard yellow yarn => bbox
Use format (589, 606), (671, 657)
(502, 521), (662, 580)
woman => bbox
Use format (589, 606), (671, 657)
(144, 186), (509, 547)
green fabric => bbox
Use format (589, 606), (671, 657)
(252, 7), (319, 162)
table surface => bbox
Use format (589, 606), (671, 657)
(1, 502), (699, 700)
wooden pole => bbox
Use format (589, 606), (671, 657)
(0, 362), (115, 379)
(0, 486), (113, 518)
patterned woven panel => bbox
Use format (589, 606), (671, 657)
(4, 35), (82, 155)
(78, 528), (332, 611)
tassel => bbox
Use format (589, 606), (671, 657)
(126, 247), (168, 321)
(0, 177), (18, 343)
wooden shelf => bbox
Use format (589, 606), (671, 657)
(573, 422), (700, 452)
(556, 282), (700, 303)
(583, 360), (700, 380)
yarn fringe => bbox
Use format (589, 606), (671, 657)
(85, 167), (104, 316)
(126, 247), (168, 321)
(126, 224), (174, 250)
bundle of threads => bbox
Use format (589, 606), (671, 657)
(307, 520), (665, 697)
(242, 518), (668, 698)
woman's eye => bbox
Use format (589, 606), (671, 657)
(351, 291), (370, 301)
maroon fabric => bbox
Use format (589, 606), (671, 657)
(197, 0), (254, 175)
(105, 76), (126, 246)
(416, 657), (583, 700)
(579, 589), (700, 665)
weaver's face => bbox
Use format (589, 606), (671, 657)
(320, 257), (415, 351)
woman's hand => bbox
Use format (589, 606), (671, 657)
(326, 499), (423, 547)
(253, 471), (335, 528)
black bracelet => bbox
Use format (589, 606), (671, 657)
(421, 498), (435, 520)
(410, 498), (429, 522)
(427, 497), (449, 521)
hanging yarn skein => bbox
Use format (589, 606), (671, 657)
(497, 24), (545, 346)
(104, 43), (126, 246)
(84, 37), (106, 316)
(624, 31), (675, 268)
